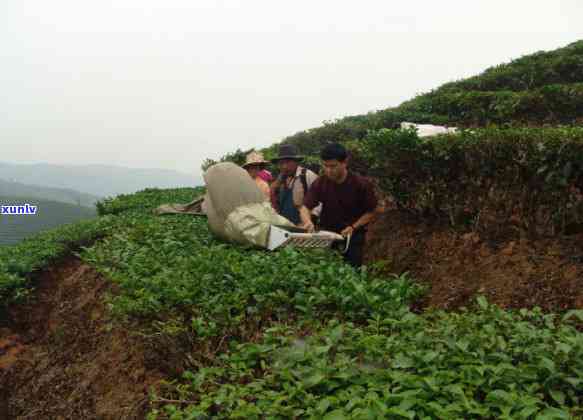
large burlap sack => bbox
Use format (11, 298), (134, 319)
(202, 192), (229, 241)
(203, 162), (294, 248)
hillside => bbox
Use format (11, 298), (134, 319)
(203, 39), (583, 169)
(290, 40), (583, 153)
(0, 178), (101, 208)
(0, 196), (97, 246)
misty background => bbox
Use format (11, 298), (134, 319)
(1, 0), (582, 192)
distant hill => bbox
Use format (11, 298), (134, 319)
(0, 162), (202, 198)
(0, 196), (97, 246)
(0, 178), (101, 208)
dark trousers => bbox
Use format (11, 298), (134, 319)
(333, 229), (366, 268)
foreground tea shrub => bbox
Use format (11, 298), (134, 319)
(81, 210), (422, 328)
(150, 299), (583, 419)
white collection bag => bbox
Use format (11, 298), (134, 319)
(401, 122), (458, 137)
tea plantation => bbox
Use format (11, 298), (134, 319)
(1, 187), (581, 419)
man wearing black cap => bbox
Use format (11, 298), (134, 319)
(270, 144), (319, 225)
(299, 143), (380, 267)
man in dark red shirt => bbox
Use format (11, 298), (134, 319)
(299, 143), (380, 267)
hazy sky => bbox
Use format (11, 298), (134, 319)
(2, 0), (582, 178)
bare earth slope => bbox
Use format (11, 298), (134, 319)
(0, 258), (163, 419)
(366, 210), (583, 311)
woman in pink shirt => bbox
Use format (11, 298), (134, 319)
(258, 169), (273, 183)
(242, 152), (271, 200)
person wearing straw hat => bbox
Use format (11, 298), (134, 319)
(270, 144), (319, 225)
(242, 151), (271, 200)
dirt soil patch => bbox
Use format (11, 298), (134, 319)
(365, 210), (583, 311)
(0, 258), (164, 420)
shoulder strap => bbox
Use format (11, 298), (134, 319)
(300, 167), (308, 194)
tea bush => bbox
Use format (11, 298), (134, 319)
(349, 126), (583, 237)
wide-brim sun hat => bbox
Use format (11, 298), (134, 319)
(242, 151), (270, 168)
(270, 144), (304, 163)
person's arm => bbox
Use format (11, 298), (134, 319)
(339, 207), (380, 237)
(270, 176), (283, 211)
(300, 177), (320, 232)
(340, 177), (380, 237)
(299, 205), (315, 232)
(258, 179), (271, 200)
(270, 187), (279, 210)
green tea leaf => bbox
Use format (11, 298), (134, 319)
(549, 390), (565, 405)
(535, 407), (570, 420)
(323, 409), (347, 420)
(303, 372), (326, 389)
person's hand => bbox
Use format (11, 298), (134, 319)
(302, 220), (315, 233)
(340, 225), (355, 238)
